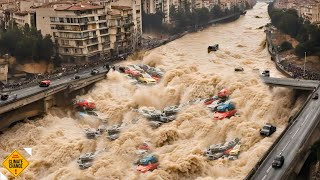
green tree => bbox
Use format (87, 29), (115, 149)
(211, 5), (223, 18)
(280, 41), (293, 52)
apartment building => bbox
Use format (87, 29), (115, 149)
(109, 6), (134, 55)
(35, 2), (112, 61)
(12, 11), (36, 27)
(110, 0), (142, 49)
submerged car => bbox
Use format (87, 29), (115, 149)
(163, 105), (180, 116)
(107, 125), (121, 140)
(149, 121), (163, 129)
(208, 44), (219, 53)
(207, 99), (225, 112)
(138, 109), (162, 120)
(235, 67), (244, 71)
(77, 111), (108, 122)
(204, 96), (220, 105)
(217, 88), (228, 98)
(39, 80), (51, 87)
(272, 155), (284, 168)
(204, 138), (240, 160)
(77, 152), (95, 169)
(136, 155), (159, 173)
(137, 73), (157, 84)
(260, 123), (276, 136)
(78, 161), (93, 169)
(85, 128), (101, 139)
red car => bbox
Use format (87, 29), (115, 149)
(204, 96), (219, 105)
(138, 143), (151, 150)
(39, 80), (51, 87)
(75, 100), (96, 110)
(218, 88), (228, 98)
(124, 67), (141, 77)
(213, 109), (237, 120)
(136, 162), (159, 173)
(151, 76), (161, 82)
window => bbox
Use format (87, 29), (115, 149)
(59, 18), (64, 23)
(50, 17), (55, 22)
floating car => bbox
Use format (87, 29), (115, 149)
(97, 125), (107, 133)
(0, 93), (9, 100)
(204, 96), (220, 105)
(138, 109), (162, 120)
(208, 44), (219, 53)
(39, 80), (51, 87)
(91, 69), (99, 75)
(214, 102), (237, 120)
(85, 128), (101, 139)
(128, 65), (144, 73)
(149, 121), (163, 129)
(77, 152), (95, 163)
(217, 88), (228, 98)
(75, 100), (96, 111)
(207, 99), (224, 112)
(136, 155), (159, 173)
(163, 105), (180, 116)
(260, 123), (277, 136)
(262, 70), (270, 77)
(125, 74), (139, 85)
(79, 161), (93, 169)
(107, 125), (121, 141)
(313, 93), (318, 100)
(137, 73), (157, 84)
(204, 138), (240, 160)
(235, 67), (244, 71)
(124, 66), (141, 77)
(272, 155), (284, 168)
(159, 114), (176, 123)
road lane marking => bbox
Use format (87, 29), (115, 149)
(262, 174), (267, 180)
(267, 166), (272, 173)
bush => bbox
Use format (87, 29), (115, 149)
(280, 41), (293, 52)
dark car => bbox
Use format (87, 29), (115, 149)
(312, 93), (318, 100)
(235, 67), (244, 72)
(0, 93), (9, 100)
(272, 155), (284, 168)
(262, 70), (270, 77)
(260, 123), (276, 136)
(91, 69), (99, 75)
(208, 44), (219, 53)
(74, 75), (80, 79)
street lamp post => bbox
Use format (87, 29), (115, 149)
(303, 52), (306, 78)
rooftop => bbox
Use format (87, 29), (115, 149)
(55, 3), (104, 11)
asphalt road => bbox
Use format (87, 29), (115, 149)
(0, 66), (109, 106)
(252, 87), (320, 180)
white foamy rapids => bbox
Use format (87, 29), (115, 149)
(0, 3), (306, 180)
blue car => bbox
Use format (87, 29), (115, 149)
(138, 155), (158, 165)
(216, 102), (235, 112)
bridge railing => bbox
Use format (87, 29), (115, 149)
(244, 86), (317, 179)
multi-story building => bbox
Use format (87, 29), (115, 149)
(110, 0), (142, 49)
(109, 6), (134, 55)
(35, 2), (112, 61)
(12, 11), (36, 27)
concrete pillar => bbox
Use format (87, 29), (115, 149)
(44, 96), (54, 112)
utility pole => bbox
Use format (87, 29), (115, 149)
(303, 52), (306, 78)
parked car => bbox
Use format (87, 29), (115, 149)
(272, 155), (284, 168)
(91, 69), (99, 75)
(74, 75), (80, 79)
(208, 44), (219, 53)
(39, 80), (51, 87)
(260, 123), (277, 136)
(0, 93), (9, 100)
(262, 70), (270, 77)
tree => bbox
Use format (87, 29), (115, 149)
(211, 5), (223, 18)
(280, 41), (293, 52)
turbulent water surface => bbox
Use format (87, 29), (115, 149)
(0, 3), (306, 180)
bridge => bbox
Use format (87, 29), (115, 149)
(260, 76), (319, 90)
(0, 66), (109, 131)
(245, 77), (320, 179)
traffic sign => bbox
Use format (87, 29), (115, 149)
(2, 150), (29, 177)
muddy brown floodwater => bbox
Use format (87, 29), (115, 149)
(0, 3), (306, 180)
